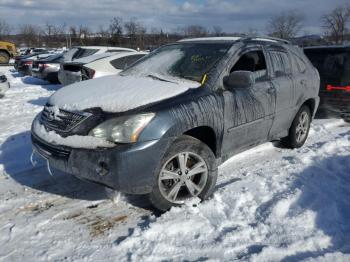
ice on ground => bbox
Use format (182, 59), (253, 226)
(0, 66), (350, 261)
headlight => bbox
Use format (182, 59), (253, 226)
(89, 113), (155, 143)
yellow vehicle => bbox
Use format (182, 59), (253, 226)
(0, 41), (17, 64)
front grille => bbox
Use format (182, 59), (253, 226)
(40, 106), (91, 133)
(0, 74), (6, 83)
(32, 134), (71, 159)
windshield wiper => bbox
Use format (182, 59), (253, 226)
(147, 74), (177, 84)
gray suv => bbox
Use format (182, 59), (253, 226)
(31, 37), (320, 211)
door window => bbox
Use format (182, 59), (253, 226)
(230, 50), (268, 82)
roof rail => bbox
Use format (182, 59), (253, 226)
(242, 36), (290, 44)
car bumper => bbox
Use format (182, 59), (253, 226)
(319, 92), (350, 117)
(31, 132), (173, 194)
(18, 65), (32, 75)
(58, 70), (81, 86)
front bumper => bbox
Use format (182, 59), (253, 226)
(31, 132), (173, 194)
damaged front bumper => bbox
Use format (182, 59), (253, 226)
(31, 132), (172, 194)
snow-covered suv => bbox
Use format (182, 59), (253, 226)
(31, 37), (320, 211)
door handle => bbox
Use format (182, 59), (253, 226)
(300, 79), (307, 86)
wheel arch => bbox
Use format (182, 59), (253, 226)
(302, 98), (316, 116)
(184, 126), (218, 157)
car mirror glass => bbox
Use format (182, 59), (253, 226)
(223, 71), (255, 90)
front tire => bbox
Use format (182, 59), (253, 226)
(149, 135), (217, 211)
(282, 105), (311, 148)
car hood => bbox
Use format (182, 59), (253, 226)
(48, 74), (200, 113)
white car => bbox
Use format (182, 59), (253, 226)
(58, 46), (136, 86)
(81, 51), (148, 80)
(0, 72), (10, 98)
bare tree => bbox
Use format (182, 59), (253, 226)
(321, 4), (350, 44)
(43, 22), (66, 47)
(0, 19), (11, 40)
(78, 25), (91, 45)
(109, 17), (123, 45)
(267, 10), (304, 39)
(18, 24), (42, 46)
(183, 25), (208, 37)
(212, 26), (223, 36)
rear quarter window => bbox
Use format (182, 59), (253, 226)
(110, 54), (145, 70)
(269, 50), (292, 76)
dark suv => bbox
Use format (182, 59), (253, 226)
(31, 37), (320, 211)
(304, 46), (350, 121)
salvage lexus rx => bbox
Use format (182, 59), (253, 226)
(31, 37), (320, 211)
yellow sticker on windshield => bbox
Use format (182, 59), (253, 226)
(201, 74), (207, 85)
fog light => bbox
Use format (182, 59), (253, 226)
(96, 161), (109, 177)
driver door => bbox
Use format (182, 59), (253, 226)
(221, 47), (276, 158)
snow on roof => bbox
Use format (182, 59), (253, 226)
(86, 51), (148, 65)
(178, 37), (242, 42)
(75, 46), (135, 51)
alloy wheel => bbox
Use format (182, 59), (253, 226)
(158, 152), (208, 204)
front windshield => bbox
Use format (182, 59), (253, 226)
(121, 43), (231, 82)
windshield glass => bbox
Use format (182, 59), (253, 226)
(121, 43), (231, 82)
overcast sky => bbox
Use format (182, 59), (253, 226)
(0, 0), (348, 35)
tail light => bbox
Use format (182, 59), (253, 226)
(326, 84), (350, 92)
(81, 67), (95, 80)
(39, 63), (49, 68)
(24, 61), (33, 66)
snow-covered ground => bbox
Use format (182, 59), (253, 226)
(0, 66), (349, 261)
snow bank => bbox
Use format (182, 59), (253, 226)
(33, 120), (114, 149)
(49, 74), (199, 113)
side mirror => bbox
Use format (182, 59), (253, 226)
(223, 71), (255, 90)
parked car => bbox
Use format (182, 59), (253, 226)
(304, 46), (350, 121)
(31, 37), (320, 211)
(31, 53), (64, 83)
(16, 53), (58, 76)
(58, 47), (136, 86)
(0, 72), (10, 97)
(81, 52), (147, 80)
(19, 47), (48, 56)
(0, 41), (17, 64)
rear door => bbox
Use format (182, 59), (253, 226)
(267, 48), (295, 137)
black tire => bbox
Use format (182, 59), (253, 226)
(0, 51), (10, 64)
(282, 105), (311, 148)
(149, 135), (217, 211)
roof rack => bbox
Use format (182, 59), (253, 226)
(242, 36), (290, 44)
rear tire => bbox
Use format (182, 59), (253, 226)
(0, 51), (10, 64)
(149, 135), (217, 211)
(282, 105), (311, 148)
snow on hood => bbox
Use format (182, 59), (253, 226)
(48, 75), (200, 113)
